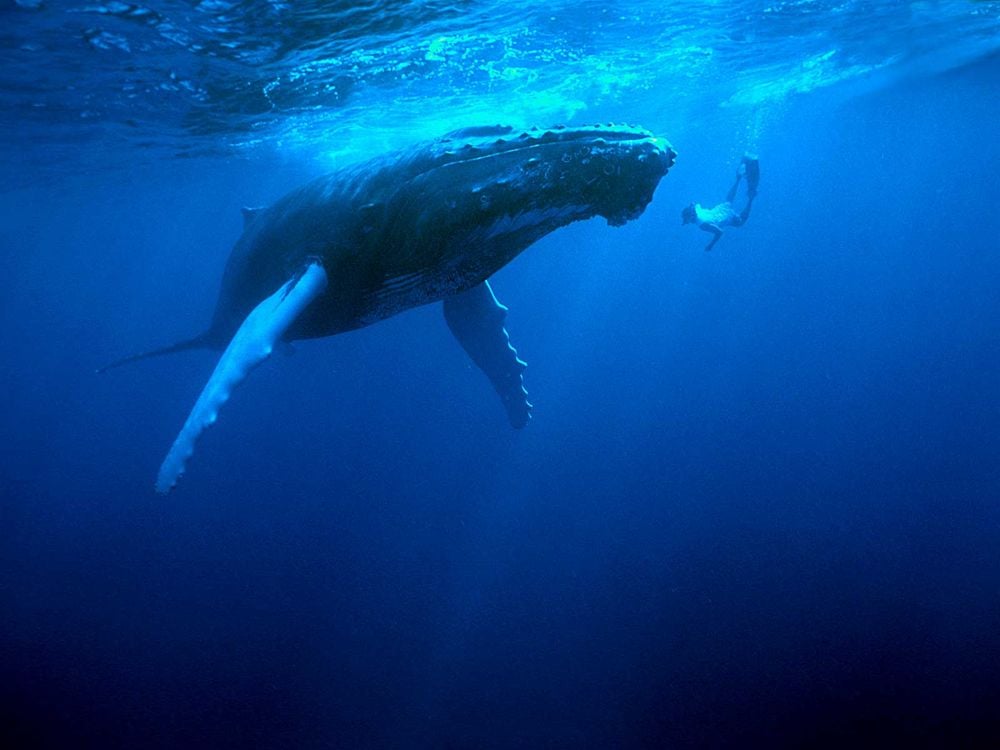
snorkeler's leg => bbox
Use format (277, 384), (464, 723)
(729, 155), (758, 225)
(742, 154), (760, 198)
(726, 173), (742, 203)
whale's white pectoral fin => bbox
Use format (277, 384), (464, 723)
(155, 261), (328, 494)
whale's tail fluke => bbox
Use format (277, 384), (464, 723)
(96, 332), (216, 374)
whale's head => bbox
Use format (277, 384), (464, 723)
(380, 124), (675, 256)
(447, 124), (671, 225)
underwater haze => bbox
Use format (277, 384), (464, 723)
(3, 1), (1000, 747)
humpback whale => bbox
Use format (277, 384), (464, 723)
(102, 124), (676, 492)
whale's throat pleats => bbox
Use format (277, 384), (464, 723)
(155, 261), (328, 494)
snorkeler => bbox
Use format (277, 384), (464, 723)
(682, 155), (759, 251)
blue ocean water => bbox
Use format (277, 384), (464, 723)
(3, 1), (1000, 747)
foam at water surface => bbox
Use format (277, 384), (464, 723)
(1, 0), (998, 177)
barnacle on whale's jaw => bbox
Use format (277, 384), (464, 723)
(422, 123), (676, 230)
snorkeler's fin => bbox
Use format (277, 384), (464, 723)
(742, 154), (760, 197)
(443, 280), (531, 429)
(155, 261), (328, 494)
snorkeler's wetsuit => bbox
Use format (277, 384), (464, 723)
(694, 202), (741, 227)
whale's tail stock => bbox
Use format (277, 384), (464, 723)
(95, 331), (216, 374)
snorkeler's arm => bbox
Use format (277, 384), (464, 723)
(700, 223), (723, 251)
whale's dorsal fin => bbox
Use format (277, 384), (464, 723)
(155, 261), (328, 494)
(241, 206), (266, 228)
(443, 280), (531, 428)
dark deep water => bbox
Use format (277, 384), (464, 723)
(3, 2), (1000, 748)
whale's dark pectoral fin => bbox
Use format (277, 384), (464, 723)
(155, 261), (328, 494)
(443, 280), (531, 428)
